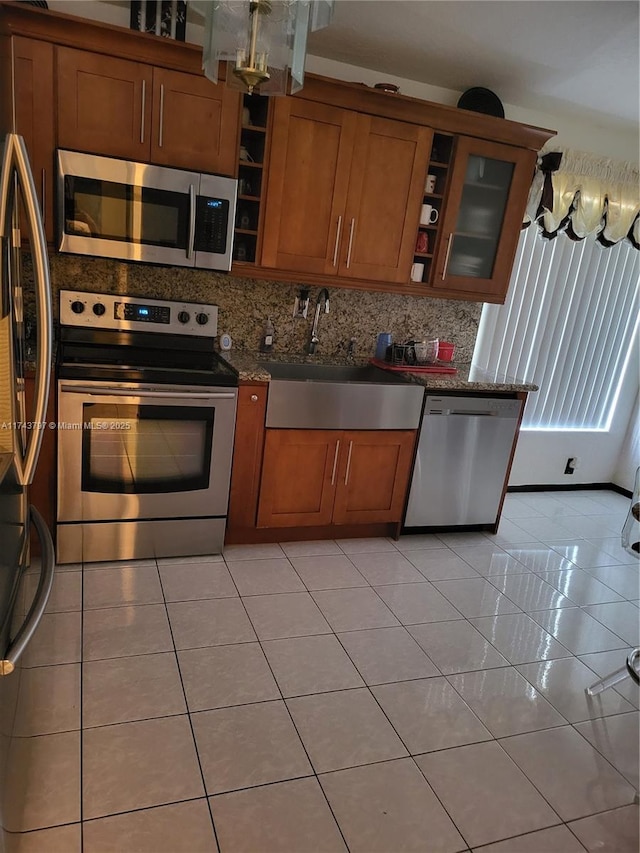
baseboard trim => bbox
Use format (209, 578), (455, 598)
(508, 483), (632, 499)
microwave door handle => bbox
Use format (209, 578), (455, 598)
(187, 183), (196, 259)
(1, 135), (52, 486)
(0, 506), (55, 676)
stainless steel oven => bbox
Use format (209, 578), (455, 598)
(57, 150), (237, 271)
(56, 291), (238, 564)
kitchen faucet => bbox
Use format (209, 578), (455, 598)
(308, 288), (329, 354)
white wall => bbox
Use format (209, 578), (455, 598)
(613, 390), (640, 491)
(509, 334), (640, 488)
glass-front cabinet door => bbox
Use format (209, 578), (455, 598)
(433, 137), (536, 301)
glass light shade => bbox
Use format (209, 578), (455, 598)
(191, 0), (334, 95)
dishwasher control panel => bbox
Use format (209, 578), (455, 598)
(425, 396), (522, 418)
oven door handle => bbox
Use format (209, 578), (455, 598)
(60, 384), (236, 401)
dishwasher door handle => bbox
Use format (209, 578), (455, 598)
(449, 411), (496, 417)
(427, 410), (496, 417)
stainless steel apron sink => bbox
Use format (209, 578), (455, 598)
(259, 362), (424, 430)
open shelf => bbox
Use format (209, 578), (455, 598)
(233, 92), (271, 265)
(415, 132), (455, 286)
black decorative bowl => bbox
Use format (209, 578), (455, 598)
(457, 87), (505, 119)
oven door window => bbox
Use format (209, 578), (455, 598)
(81, 404), (214, 494)
(64, 177), (190, 249)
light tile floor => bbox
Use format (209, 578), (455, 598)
(9, 489), (640, 852)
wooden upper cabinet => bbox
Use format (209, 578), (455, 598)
(149, 67), (239, 175)
(340, 116), (432, 283)
(0, 37), (55, 242)
(57, 48), (240, 174)
(261, 102), (431, 284)
(57, 47), (151, 161)
(430, 136), (536, 301)
(261, 98), (357, 274)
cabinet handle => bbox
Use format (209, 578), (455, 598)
(344, 440), (353, 486)
(250, 394), (258, 402)
(40, 169), (45, 226)
(158, 83), (165, 148)
(187, 183), (196, 259)
(346, 218), (355, 269)
(331, 440), (340, 486)
(332, 215), (342, 267)
(140, 79), (147, 144)
(442, 234), (452, 280)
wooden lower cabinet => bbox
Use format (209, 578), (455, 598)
(257, 428), (416, 529)
(227, 383), (268, 532)
(332, 430), (416, 525)
(257, 429), (338, 528)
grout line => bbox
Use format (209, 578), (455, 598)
(78, 795), (215, 828)
(225, 568), (353, 853)
(320, 619), (484, 850)
(469, 820), (579, 852)
(154, 558), (222, 853)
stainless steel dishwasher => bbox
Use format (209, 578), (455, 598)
(405, 395), (523, 528)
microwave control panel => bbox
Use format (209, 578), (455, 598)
(60, 290), (218, 337)
(195, 197), (229, 255)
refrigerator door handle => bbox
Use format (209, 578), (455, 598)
(0, 134), (53, 486)
(0, 506), (55, 676)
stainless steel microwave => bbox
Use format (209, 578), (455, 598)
(57, 150), (237, 271)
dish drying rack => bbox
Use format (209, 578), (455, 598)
(370, 355), (457, 375)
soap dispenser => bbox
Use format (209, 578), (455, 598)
(259, 317), (274, 353)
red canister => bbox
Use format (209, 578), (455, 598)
(438, 341), (455, 362)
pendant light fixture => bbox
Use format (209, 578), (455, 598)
(191, 0), (335, 95)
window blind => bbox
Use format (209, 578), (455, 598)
(473, 227), (639, 431)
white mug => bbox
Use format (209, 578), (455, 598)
(239, 145), (254, 162)
(425, 174), (437, 194)
(420, 204), (438, 225)
(411, 262), (425, 282)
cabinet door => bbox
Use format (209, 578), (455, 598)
(150, 67), (240, 176)
(332, 430), (416, 525)
(57, 47), (152, 161)
(341, 116), (432, 283)
(261, 98), (357, 274)
(227, 384), (267, 531)
(257, 429), (339, 528)
(432, 137), (536, 300)
(9, 38), (55, 243)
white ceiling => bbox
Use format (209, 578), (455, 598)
(307, 1), (639, 131)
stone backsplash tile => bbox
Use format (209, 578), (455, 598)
(37, 255), (482, 363)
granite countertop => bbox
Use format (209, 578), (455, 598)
(222, 350), (538, 393)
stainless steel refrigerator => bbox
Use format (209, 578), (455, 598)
(0, 133), (54, 847)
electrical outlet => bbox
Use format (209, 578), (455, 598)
(293, 289), (310, 319)
(564, 457), (577, 475)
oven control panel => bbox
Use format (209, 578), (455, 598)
(60, 290), (218, 337)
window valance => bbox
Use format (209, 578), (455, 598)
(524, 147), (639, 249)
